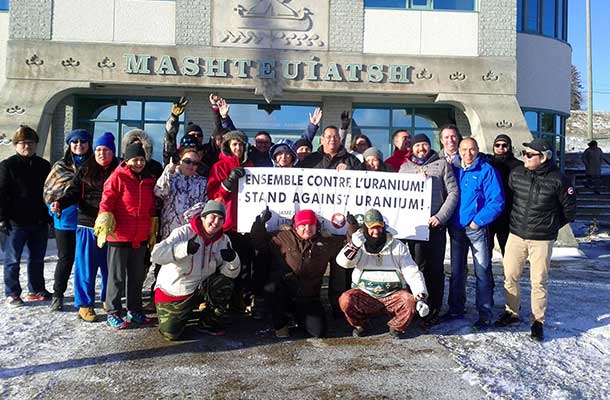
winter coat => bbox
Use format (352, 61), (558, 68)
(251, 218), (347, 299)
(0, 153), (51, 226)
(98, 163), (156, 247)
(207, 146), (254, 232)
(155, 163), (208, 240)
(451, 156), (504, 229)
(336, 232), (427, 299)
(151, 217), (240, 297)
(486, 152), (523, 228)
(582, 147), (605, 176)
(508, 162), (576, 241)
(299, 146), (362, 170)
(163, 114), (211, 177)
(385, 148), (412, 172)
(399, 150), (459, 225)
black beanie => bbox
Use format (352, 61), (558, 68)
(294, 138), (312, 150)
(186, 122), (203, 135)
(124, 143), (146, 161)
(411, 134), (431, 146)
(494, 134), (512, 148)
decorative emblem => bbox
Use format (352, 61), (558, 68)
(449, 72), (467, 81)
(567, 187), (575, 195)
(25, 54), (44, 66)
(482, 70), (499, 81)
(234, 1), (313, 31)
(496, 120), (513, 129)
(0, 134), (12, 146)
(416, 68), (433, 80)
(6, 105), (26, 115)
(272, 32), (324, 47)
(97, 57), (116, 69)
(61, 57), (81, 67)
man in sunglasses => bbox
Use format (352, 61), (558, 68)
(495, 139), (576, 342)
(487, 134), (522, 256)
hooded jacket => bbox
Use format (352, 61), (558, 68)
(336, 231), (427, 299)
(123, 129), (163, 178)
(151, 216), (240, 298)
(207, 134), (254, 232)
(385, 148), (412, 172)
(98, 163), (157, 247)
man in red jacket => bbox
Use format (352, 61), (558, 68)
(385, 129), (412, 172)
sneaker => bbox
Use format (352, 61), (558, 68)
(494, 311), (520, 327)
(5, 296), (24, 307)
(195, 322), (226, 336)
(125, 310), (152, 325)
(352, 326), (365, 338)
(471, 318), (491, 331)
(530, 321), (544, 342)
(24, 290), (52, 301)
(78, 306), (97, 322)
(275, 326), (290, 338)
(107, 313), (128, 330)
(49, 295), (63, 312)
(388, 328), (402, 338)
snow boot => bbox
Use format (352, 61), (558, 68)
(78, 306), (97, 322)
(50, 295), (63, 312)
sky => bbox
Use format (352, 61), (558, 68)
(569, 1), (610, 111)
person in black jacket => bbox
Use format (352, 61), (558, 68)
(0, 126), (51, 306)
(494, 139), (576, 341)
(487, 134), (523, 256)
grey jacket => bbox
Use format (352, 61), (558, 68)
(398, 150), (459, 225)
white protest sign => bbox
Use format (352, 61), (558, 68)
(237, 168), (432, 240)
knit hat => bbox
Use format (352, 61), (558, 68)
(12, 125), (39, 145)
(65, 129), (92, 146)
(588, 140), (598, 147)
(294, 138), (313, 151)
(200, 200), (226, 219)
(362, 147), (383, 161)
(179, 135), (202, 150)
(494, 134), (512, 147)
(293, 209), (317, 228)
(93, 131), (116, 154)
(124, 143), (146, 161)
(411, 134), (431, 146)
(363, 209), (384, 229)
(186, 122), (203, 136)
(523, 139), (553, 163)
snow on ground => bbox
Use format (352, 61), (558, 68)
(0, 225), (609, 399)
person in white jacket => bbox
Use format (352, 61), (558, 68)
(336, 209), (430, 338)
(151, 200), (240, 341)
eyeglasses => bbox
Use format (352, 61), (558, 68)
(523, 151), (541, 159)
(181, 158), (201, 167)
(70, 139), (88, 144)
(16, 140), (36, 146)
(255, 140), (271, 145)
(494, 143), (508, 148)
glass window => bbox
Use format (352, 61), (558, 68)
(352, 109), (390, 127)
(540, 112), (555, 132)
(524, 111), (538, 132)
(359, 128), (394, 157)
(145, 102), (184, 122)
(411, 0), (431, 8)
(391, 109), (413, 126)
(434, 0), (476, 10)
(542, 0), (556, 37)
(556, 0), (565, 40)
(364, 0), (475, 10)
(120, 101), (142, 121)
(228, 104), (317, 132)
(517, 0), (523, 31)
(364, 0), (407, 7)
(526, 0), (539, 31)
(0, 0), (8, 11)
(518, 0), (568, 40)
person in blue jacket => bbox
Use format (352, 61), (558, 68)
(445, 137), (504, 330)
(44, 129), (93, 311)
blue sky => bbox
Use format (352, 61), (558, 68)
(569, 1), (610, 110)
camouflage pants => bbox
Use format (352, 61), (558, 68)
(156, 273), (234, 341)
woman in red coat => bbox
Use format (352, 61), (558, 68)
(96, 143), (157, 330)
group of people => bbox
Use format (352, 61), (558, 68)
(0, 94), (576, 342)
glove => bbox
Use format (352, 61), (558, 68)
(350, 229), (365, 248)
(171, 96), (189, 117)
(416, 300), (430, 318)
(93, 212), (116, 248)
(148, 217), (159, 249)
(0, 220), (11, 236)
(220, 244), (237, 262)
(346, 212), (358, 227)
(187, 235), (200, 255)
(258, 206), (272, 223)
(222, 167), (245, 191)
(340, 111), (351, 130)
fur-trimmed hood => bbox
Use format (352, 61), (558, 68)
(122, 129), (154, 161)
(221, 130), (249, 164)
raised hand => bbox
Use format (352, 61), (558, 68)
(218, 98), (230, 119)
(340, 111), (351, 130)
(171, 96), (189, 117)
(309, 107), (323, 126)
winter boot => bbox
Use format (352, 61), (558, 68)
(50, 295), (63, 312)
(494, 311), (520, 327)
(530, 321), (544, 342)
(78, 306), (97, 322)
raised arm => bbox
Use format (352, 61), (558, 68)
(163, 96), (188, 165)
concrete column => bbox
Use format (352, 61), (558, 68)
(49, 95), (75, 163)
(175, 0), (211, 46)
(478, 0), (517, 57)
(321, 97), (353, 146)
(9, 0), (53, 40)
(183, 92), (215, 140)
(329, 0), (364, 53)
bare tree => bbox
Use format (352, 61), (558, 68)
(571, 64), (584, 110)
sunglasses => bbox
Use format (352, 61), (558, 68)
(70, 139), (88, 144)
(255, 140), (271, 145)
(494, 143), (508, 148)
(522, 151), (541, 159)
(181, 158), (201, 167)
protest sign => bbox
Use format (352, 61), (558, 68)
(237, 168), (432, 240)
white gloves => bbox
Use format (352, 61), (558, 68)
(351, 230), (365, 248)
(416, 300), (430, 318)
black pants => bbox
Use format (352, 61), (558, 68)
(106, 246), (147, 315)
(264, 278), (327, 338)
(329, 258), (352, 317)
(251, 248), (270, 297)
(53, 229), (76, 296)
(225, 231), (255, 295)
(407, 226), (447, 315)
(489, 219), (510, 256)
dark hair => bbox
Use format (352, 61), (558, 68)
(178, 147), (200, 159)
(323, 125), (340, 136)
(255, 131), (272, 140)
(80, 153), (119, 187)
(62, 146), (93, 167)
(350, 134), (372, 152)
(439, 124), (462, 140)
(392, 129), (411, 139)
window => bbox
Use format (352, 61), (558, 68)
(352, 106), (455, 157)
(517, 0), (568, 41)
(75, 97), (185, 161)
(364, 0), (476, 11)
(0, 0), (8, 11)
(521, 108), (567, 170)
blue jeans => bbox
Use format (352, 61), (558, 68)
(2, 223), (49, 297)
(448, 225), (494, 321)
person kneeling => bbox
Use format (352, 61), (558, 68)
(151, 200), (240, 341)
(336, 209), (429, 338)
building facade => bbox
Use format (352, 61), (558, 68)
(0, 0), (570, 165)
